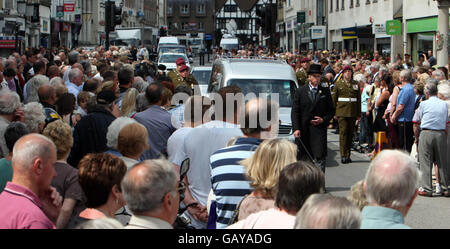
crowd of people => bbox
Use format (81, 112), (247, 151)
(0, 43), (447, 230)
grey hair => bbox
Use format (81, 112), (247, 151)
(438, 82), (450, 99)
(294, 194), (361, 229)
(122, 159), (177, 214)
(425, 78), (439, 96)
(68, 51), (80, 65)
(371, 62), (380, 70)
(0, 89), (21, 115)
(412, 66), (420, 73)
(132, 77), (148, 93)
(379, 66), (388, 75)
(364, 150), (419, 208)
(76, 217), (124, 229)
(400, 69), (412, 82)
(432, 69), (445, 79)
(136, 93), (150, 112)
(49, 76), (64, 87)
(23, 102), (45, 133)
(68, 68), (82, 82)
(12, 134), (56, 171)
(26, 75), (50, 104)
(106, 117), (136, 149)
(353, 73), (367, 83)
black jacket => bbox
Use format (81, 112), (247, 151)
(67, 105), (116, 167)
(291, 83), (335, 132)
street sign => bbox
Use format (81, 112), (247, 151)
(386, 20), (402, 35)
(372, 23), (386, 34)
(311, 26), (326, 39)
(57, 6), (64, 17)
(297, 11), (306, 24)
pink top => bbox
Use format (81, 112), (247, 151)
(227, 208), (296, 229)
(0, 182), (55, 229)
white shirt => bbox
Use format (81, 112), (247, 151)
(183, 120), (243, 228)
(167, 127), (192, 166)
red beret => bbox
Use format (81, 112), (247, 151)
(176, 57), (186, 65)
(301, 58), (311, 63)
(179, 65), (189, 71)
(343, 65), (353, 72)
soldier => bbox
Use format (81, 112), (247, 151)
(167, 58), (200, 94)
(332, 65), (361, 164)
(296, 58), (310, 87)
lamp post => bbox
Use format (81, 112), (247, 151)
(436, 0), (450, 67)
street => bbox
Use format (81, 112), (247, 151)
(325, 130), (450, 229)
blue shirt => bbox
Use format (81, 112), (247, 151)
(360, 206), (410, 229)
(361, 85), (370, 113)
(134, 105), (176, 160)
(210, 137), (262, 229)
(169, 104), (185, 129)
(396, 83), (416, 122)
(416, 96), (449, 130)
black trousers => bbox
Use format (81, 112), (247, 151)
(398, 121), (414, 153)
(297, 125), (327, 173)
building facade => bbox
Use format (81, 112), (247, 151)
(167, 0), (215, 49)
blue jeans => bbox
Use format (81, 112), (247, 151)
(359, 113), (373, 145)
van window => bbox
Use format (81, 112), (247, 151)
(208, 65), (223, 93)
(227, 79), (297, 107)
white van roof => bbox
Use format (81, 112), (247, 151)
(220, 38), (238, 45)
(159, 36), (179, 45)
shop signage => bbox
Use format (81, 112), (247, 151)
(386, 20), (401, 35)
(57, 6), (64, 17)
(64, 0), (75, 12)
(341, 27), (358, 39)
(372, 23), (386, 34)
(311, 26), (326, 39)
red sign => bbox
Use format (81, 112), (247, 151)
(0, 40), (16, 48)
(64, 3), (75, 12)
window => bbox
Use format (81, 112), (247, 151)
(356, 0), (360, 6)
(224, 5), (237, 12)
(336, 0), (339, 11)
(330, 0), (333, 12)
(182, 22), (189, 31)
(341, 0), (345, 10)
(181, 4), (189, 14)
(366, 0), (370, 4)
(373, 0), (377, 2)
(167, 5), (173, 15)
(236, 19), (249, 30)
(198, 22), (204, 31)
(5, 0), (14, 9)
(197, 4), (205, 14)
(350, 0), (353, 8)
(218, 19), (226, 29)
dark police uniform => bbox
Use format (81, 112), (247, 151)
(332, 70), (361, 164)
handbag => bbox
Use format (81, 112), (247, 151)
(227, 194), (248, 226)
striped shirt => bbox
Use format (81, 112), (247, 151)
(210, 137), (262, 229)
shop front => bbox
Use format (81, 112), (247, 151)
(406, 16), (445, 65)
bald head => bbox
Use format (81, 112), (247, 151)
(38, 84), (56, 105)
(364, 150), (418, 208)
(12, 134), (56, 173)
(71, 63), (84, 74)
(240, 98), (279, 138)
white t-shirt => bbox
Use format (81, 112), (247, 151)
(167, 127), (192, 166)
(183, 120), (242, 228)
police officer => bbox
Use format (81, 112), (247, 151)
(296, 58), (310, 87)
(332, 65), (361, 164)
(167, 58), (200, 94)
